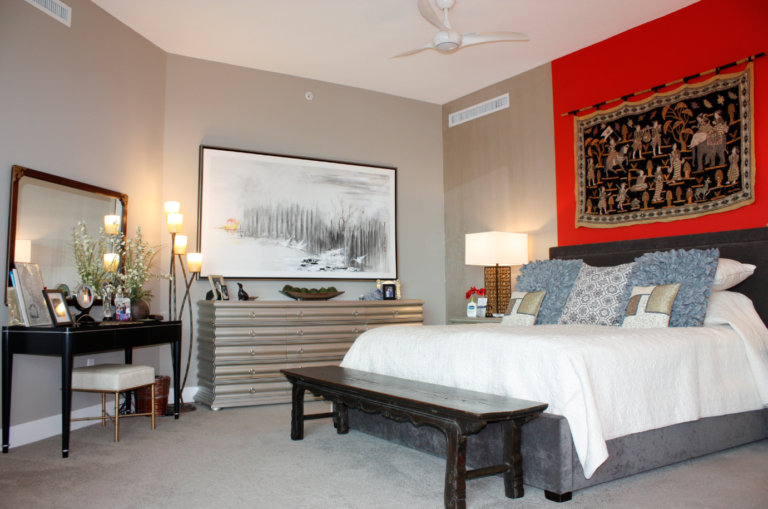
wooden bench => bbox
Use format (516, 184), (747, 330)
(281, 366), (548, 509)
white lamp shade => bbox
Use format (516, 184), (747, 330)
(465, 232), (528, 266)
(15, 239), (32, 263)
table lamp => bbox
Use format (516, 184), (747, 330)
(465, 232), (528, 317)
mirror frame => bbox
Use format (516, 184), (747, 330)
(6, 165), (129, 304)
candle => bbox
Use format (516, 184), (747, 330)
(187, 253), (203, 273)
(174, 235), (188, 255)
(104, 215), (120, 235)
(104, 253), (120, 272)
(167, 213), (183, 233)
(164, 201), (180, 215)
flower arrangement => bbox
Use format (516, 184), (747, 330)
(72, 222), (171, 303)
(465, 286), (486, 301)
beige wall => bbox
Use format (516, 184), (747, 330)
(443, 64), (557, 320)
(0, 0), (167, 427)
(158, 55), (446, 389)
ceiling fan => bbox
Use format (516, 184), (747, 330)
(393, 0), (530, 58)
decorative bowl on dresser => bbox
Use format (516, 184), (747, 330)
(195, 299), (425, 410)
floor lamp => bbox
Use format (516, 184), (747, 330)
(465, 232), (528, 317)
(165, 201), (203, 413)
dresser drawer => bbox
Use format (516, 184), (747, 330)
(201, 325), (287, 343)
(287, 307), (365, 322)
(210, 344), (287, 360)
(287, 324), (365, 340)
(366, 305), (423, 322)
(287, 341), (355, 359)
(366, 322), (424, 331)
(202, 306), (288, 323)
(211, 380), (290, 398)
(210, 362), (286, 381)
(285, 358), (343, 370)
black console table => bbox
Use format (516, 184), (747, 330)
(2, 321), (182, 458)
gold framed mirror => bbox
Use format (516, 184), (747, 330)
(6, 166), (128, 303)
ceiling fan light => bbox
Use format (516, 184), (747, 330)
(436, 42), (459, 52)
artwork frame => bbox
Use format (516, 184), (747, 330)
(377, 279), (401, 300)
(208, 274), (229, 300)
(198, 146), (398, 281)
(42, 289), (74, 327)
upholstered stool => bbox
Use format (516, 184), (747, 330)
(71, 364), (156, 442)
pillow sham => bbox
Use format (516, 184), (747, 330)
(515, 259), (583, 325)
(501, 291), (546, 326)
(622, 284), (681, 329)
(558, 262), (634, 326)
(712, 258), (756, 291)
(616, 248), (719, 328)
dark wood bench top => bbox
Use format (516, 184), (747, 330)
(281, 366), (547, 422)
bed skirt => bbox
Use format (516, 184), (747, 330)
(348, 408), (768, 496)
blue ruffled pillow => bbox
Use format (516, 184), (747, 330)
(617, 248), (719, 328)
(515, 259), (583, 324)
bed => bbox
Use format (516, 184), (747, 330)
(343, 227), (768, 501)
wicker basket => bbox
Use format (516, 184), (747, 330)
(136, 375), (170, 416)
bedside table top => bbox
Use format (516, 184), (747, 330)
(449, 317), (502, 324)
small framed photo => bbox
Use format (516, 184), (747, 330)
(377, 279), (401, 300)
(208, 275), (230, 301)
(114, 297), (131, 321)
(42, 289), (74, 327)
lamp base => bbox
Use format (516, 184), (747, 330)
(166, 402), (197, 416)
(484, 266), (512, 317)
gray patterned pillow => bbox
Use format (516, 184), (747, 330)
(515, 259), (583, 325)
(616, 248), (719, 328)
(558, 262), (634, 326)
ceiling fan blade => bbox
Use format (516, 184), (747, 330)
(461, 32), (531, 47)
(391, 39), (437, 59)
(418, 0), (447, 30)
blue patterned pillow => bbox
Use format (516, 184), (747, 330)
(515, 259), (583, 325)
(617, 248), (719, 328)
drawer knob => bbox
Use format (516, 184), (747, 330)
(297, 330), (304, 336)
(352, 310), (358, 316)
(352, 328), (358, 333)
(249, 350), (257, 356)
(249, 368), (257, 374)
(249, 311), (257, 318)
(297, 348), (304, 354)
(297, 311), (304, 317)
(393, 309), (399, 315)
(249, 330), (257, 337)
(249, 388), (257, 394)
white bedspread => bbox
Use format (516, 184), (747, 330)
(341, 292), (768, 478)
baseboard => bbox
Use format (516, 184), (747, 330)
(3, 387), (198, 449)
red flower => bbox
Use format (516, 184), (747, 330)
(477, 288), (486, 297)
(466, 287), (479, 299)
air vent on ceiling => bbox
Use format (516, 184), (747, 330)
(25, 0), (72, 27)
(449, 93), (509, 128)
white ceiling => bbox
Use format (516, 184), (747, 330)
(91, 0), (699, 105)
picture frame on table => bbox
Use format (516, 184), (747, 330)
(377, 279), (401, 300)
(42, 289), (74, 327)
(208, 274), (229, 300)
(197, 146), (398, 281)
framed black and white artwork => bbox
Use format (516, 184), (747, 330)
(198, 146), (398, 280)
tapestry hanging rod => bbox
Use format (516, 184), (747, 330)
(561, 52), (765, 117)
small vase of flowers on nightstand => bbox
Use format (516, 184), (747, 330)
(466, 286), (486, 317)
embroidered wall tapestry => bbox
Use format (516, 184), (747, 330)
(575, 64), (755, 228)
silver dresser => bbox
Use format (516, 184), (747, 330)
(195, 299), (424, 410)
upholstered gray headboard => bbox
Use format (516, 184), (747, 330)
(550, 227), (768, 325)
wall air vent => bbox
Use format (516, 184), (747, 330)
(448, 93), (509, 128)
(25, 0), (72, 27)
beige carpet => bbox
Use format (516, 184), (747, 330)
(1, 401), (767, 509)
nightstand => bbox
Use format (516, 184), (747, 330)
(449, 317), (502, 325)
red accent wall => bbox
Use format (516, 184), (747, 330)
(552, 0), (767, 246)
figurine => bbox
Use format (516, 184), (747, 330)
(237, 283), (249, 301)
(101, 283), (114, 321)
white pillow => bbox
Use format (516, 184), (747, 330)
(712, 258), (756, 291)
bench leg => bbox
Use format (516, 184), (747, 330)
(502, 419), (524, 499)
(444, 425), (468, 509)
(336, 402), (349, 435)
(291, 384), (305, 441)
